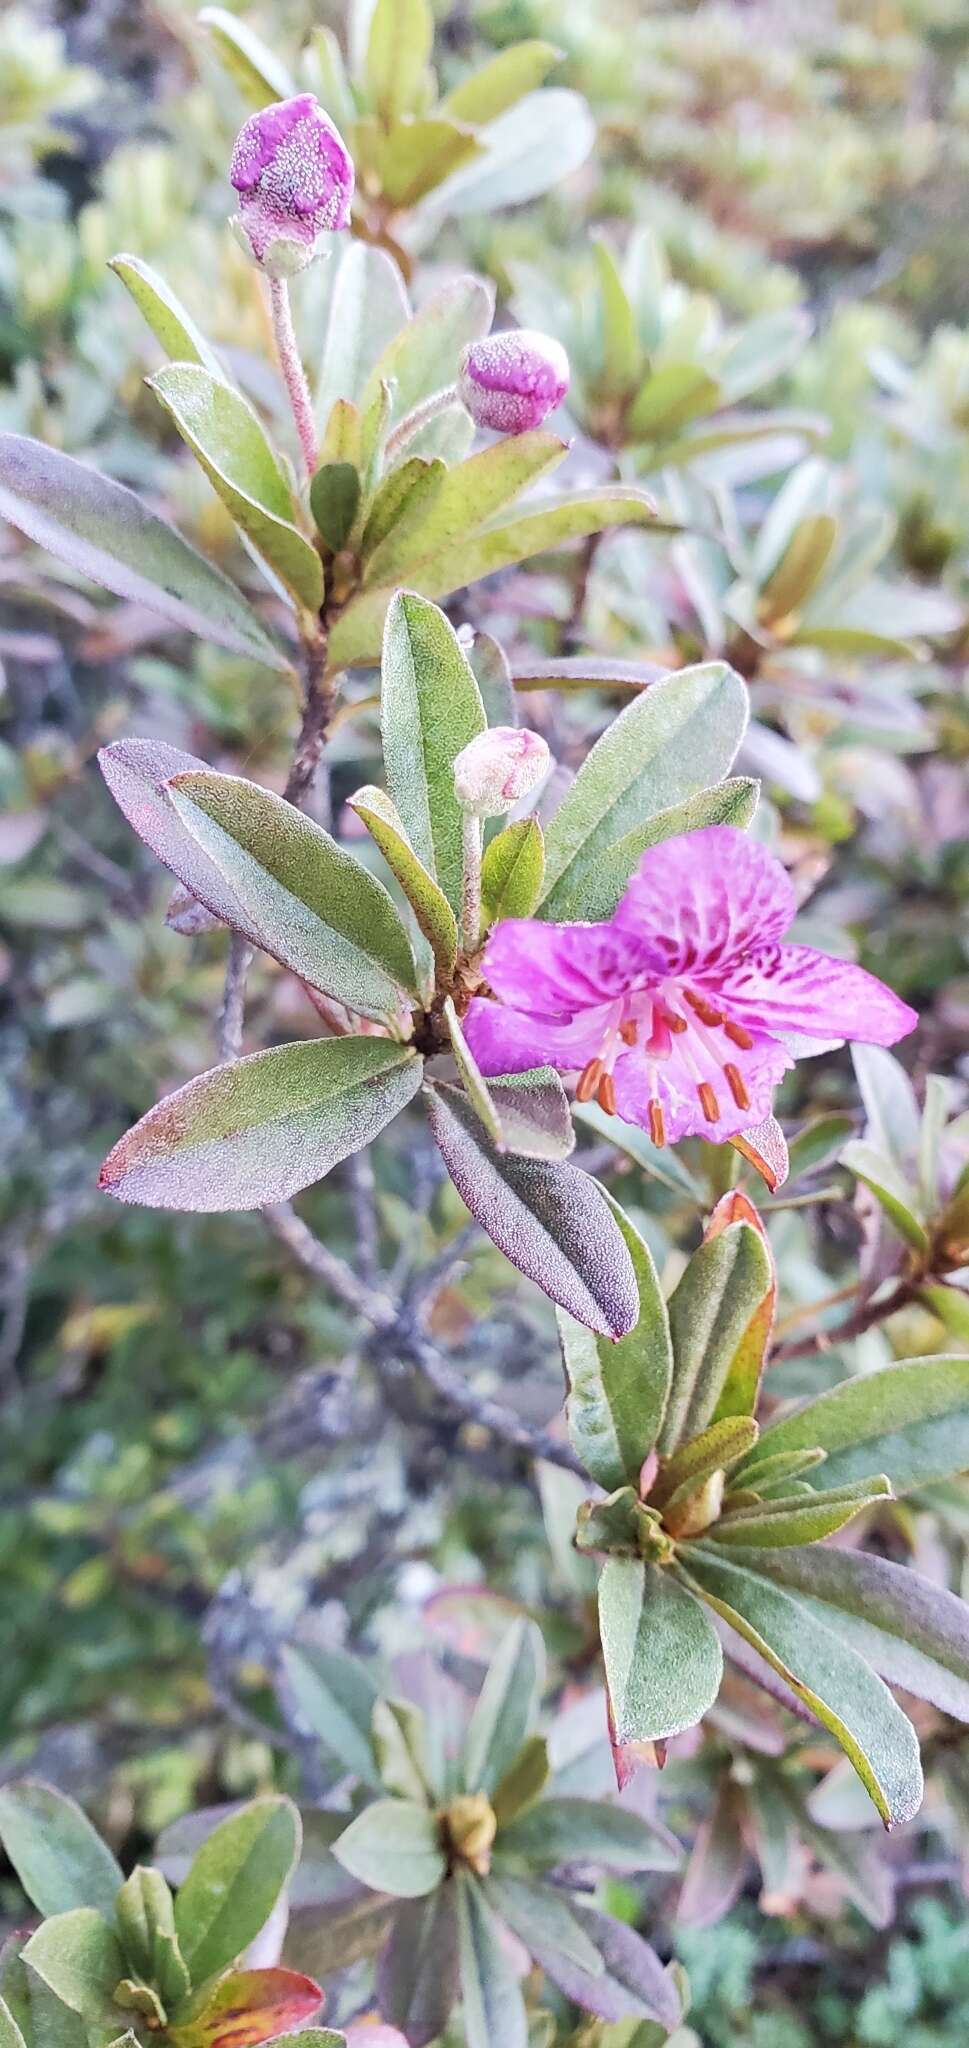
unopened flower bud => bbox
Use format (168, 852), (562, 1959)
(443, 1792), (497, 1876)
(230, 94), (354, 277)
(458, 329), (569, 434)
(453, 726), (550, 817)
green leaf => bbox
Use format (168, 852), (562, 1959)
(593, 240), (641, 394)
(717, 309), (812, 403)
(365, 0), (433, 124)
(455, 1874), (527, 2048)
(0, 1998), (25, 2048)
(552, 777), (759, 923)
(785, 1114), (856, 1182)
(108, 256), (223, 374)
(599, 1561), (723, 1744)
(425, 1082), (638, 1337)
(560, 1196), (672, 1491)
(0, 1782), (122, 1922)
(730, 1544), (969, 1723)
(436, 88), (595, 215)
(168, 770), (419, 1014)
(463, 1620), (545, 1796)
(628, 364), (720, 441)
(380, 592), (486, 911)
(497, 1893), (680, 2029)
(115, 1868), (189, 2008)
(758, 514), (838, 622)
(752, 460), (833, 587)
(362, 276), (493, 425)
(840, 1139), (928, 1253)
(728, 1446), (827, 1495)
(491, 1737), (550, 1831)
(197, 6), (294, 102)
(711, 1476), (892, 1548)
(540, 663), (748, 920)
(574, 1100), (703, 1200)
(348, 784), (458, 980)
(174, 1797), (300, 1986)
(682, 1549), (923, 1827)
(0, 435), (288, 671)
(486, 1070), (575, 1162)
(496, 1797), (680, 1874)
(659, 1219), (775, 1453)
(364, 432), (567, 587)
(377, 1889), (459, 2048)
(480, 819), (545, 926)
(332, 1801), (445, 1899)
(361, 458), (446, 563)
(147, 366), (323, 613)
(21, 1912), (123, 2024)
(309, 463), (360, 552)
(315, 241), (410, 427)
(444, 998), (504, 1149)
(371, 1698), (436, 1804)
(738, 1355), (969, 1494)
(99, 1037), (422, 1211)
(440, 43), (561, 125)
(369, 117), (481, 209)
(280, 1644), (381, 1786)
(328, 488), (657, 671)
(485, 1876), (604, 1975)
(655, 1417), (761, 1504)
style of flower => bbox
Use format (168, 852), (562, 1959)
(464, 826), (917, 1147)
(230, 93), (354, 274)
(458, 328), (570, 434)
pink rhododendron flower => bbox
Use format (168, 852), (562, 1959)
(230, 93), (354, 274)
(464, 826), (916, 1147)
(458, 329), (570, 433)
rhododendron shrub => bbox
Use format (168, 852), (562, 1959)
(2, 0), (968, 2043)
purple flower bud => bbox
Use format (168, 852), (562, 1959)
(458, 328), (570, 434)
(230, 94), (354, 277)
(453, 726), (550, 817)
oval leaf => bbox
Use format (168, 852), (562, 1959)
(599, 1559), (723, 1745)
(560, 1193), (672, 1491)
(174, 1798), (301, 1987)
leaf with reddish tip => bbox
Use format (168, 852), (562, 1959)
(706, 1193), (776, 1424)
(99, 1037), (422, 1211)
(730, 1115), (789, 1192)
(169, 1971), (322, 2048)
(425, 1081), (639, 1337)
(0, 435), (288, 671)
(659, 1218), (775, 1454)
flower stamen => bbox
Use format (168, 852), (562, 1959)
(684, 988), (724, 1028)
(724, 1062), (751, 1111)
(598, 1071), (617, 1115)
(619, 1018), (639, 1046)
(576, 1057), (604, 1103)
(723, 1017), (755, 1051)
(697, 1081), (721, 1122)
(648, 1098), (666, 1146)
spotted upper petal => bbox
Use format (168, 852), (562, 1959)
(613, 825), (796, 975)
(716, 942), (918, 1047)
(480, 916), (658, 1015)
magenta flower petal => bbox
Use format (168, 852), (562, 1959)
(612, 1029), (790, 1144)
(613, 826), (795, 974)
(464, 994), (614, 1077)
(481, 917), (657, 1015)
(718, 944), (918, 1047)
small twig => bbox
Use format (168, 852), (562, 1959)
(346, 1150), (379, 1284)
(405, 1220), (480, 1313)
(283, 622), (332, 815)
(218, 932), (253, 1062)
(770, 1280), (915, 1364)
(264, 1200), (584, 1474)
(268, 275), (318, 478)
(461, 811), (482, 950)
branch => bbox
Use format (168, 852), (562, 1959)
(770, 1279), (915, 1364)
(219, 932), (253, 1062)
(264, 1200), (584, 1475)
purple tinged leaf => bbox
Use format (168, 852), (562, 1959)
(99, 1037), (422, 1211)
(0, 435), (289, 671)
(455, 1873), (527, 2048)
(377, 1890), (459, 2048)
(425, 1081), (639, 1338)
(731, 1544), (969, 1722)
(735, 1354), (969, 1495)
(676, 1781), (749, 1928)
(499, 1891), (681, 2029)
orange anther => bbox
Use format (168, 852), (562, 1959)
(619, 1018), (639, 1046)
(663, 1006), (688, 1035)
(698, 1081), (720, 1123)
(598, 1072), (617, 1116)
(723, 1017), (754, 1051)
(724, 1062), (751, 1111)
(684, 989), (724, 1028)
(576, 1057), (604, 1104)
(648, 1100), (667, 1147)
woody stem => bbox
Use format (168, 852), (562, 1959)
(269, 275), (317, 478)
(461, 812), (482, 951)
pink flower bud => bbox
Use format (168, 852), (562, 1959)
(453, 726), (550, 817)
(458, 329), (570, 434)
(230, 94), (354, 277)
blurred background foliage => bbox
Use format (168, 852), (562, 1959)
(2, 1), (969, 2042)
